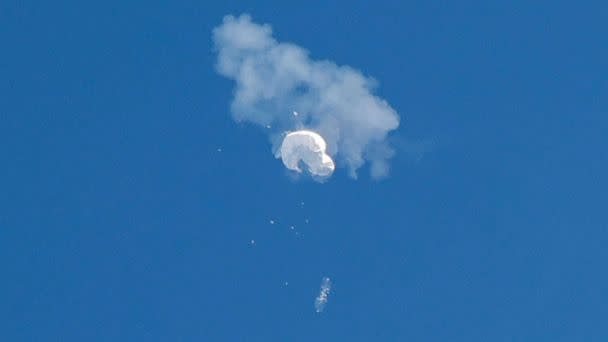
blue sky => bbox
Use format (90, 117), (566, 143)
(1, 1), (607, 341)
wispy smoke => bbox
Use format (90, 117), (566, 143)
(213, 14), (400, 179)
(314, 277), (332, 313)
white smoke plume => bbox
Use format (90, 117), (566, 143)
(314, 277), (332, 313)
(212, 14), (400, 179)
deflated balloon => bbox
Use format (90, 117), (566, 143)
(279, 130), (335, 177)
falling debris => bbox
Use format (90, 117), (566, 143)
(293, 111), (299, 116)
(279, 130), (335, 177)
(269, 220), (275, 225)
(265, 124), (272, 129)
(217, 148), (222, 152)
(284, 282), (289, 286)
(314, 277), (332, 313)
(290, 225), (295, 230)
(250, 239), (255, 245)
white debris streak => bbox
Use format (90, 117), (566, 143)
(314, 277), (332, 313)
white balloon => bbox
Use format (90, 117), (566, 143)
(279, 130), (335, 177)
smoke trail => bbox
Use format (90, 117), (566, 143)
(212, 14), (400, 179)
(314, 277), (332, 313)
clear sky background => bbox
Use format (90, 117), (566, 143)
(1, 1), (607, 341)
